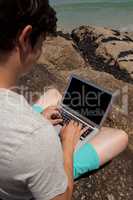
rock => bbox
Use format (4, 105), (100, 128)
(107, 194), (115, 200)
(72, 25), (133, 82)
(38, 35), (86, 71)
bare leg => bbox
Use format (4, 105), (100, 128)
(36, 88), (128, 166)
(90, 127), (128, 166)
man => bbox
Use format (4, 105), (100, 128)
(0, 1), (128, 200)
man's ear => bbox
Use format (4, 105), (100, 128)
(18, 25), (33, 52)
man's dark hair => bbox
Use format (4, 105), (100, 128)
(0, 0), (57, 52)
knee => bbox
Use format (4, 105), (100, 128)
(48, 88), (62, 97)
(117, 129), (128, 150)
(47, 88), (59, 94)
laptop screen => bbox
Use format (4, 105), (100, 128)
(62, 77), (112, 126)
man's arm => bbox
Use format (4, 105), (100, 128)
(51, 121), (84, 200)
(51, 143), (74, 200)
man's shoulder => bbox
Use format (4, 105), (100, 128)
(0, 89), (50, 131)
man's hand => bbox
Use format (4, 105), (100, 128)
(60, 120), (89, 151)
(43, 106), (63, 126)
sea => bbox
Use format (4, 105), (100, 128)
(50, 0), (133, 32)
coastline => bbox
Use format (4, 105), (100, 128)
(57, 24), (133, 35)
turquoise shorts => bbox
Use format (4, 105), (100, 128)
(32, 104), (100, 179)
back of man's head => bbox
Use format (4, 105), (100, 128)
(0, 0), (57, 53)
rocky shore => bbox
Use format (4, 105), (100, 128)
(18, 25), (133, 200)
(72, 26), (133, 82)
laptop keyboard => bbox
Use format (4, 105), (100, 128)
(60, 110), (93, 140)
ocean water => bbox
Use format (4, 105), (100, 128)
(50, 0), (133, 32)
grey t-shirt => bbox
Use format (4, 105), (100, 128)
(0, 89), (68, 200)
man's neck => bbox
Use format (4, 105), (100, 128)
(0, 53), (21, 89)
(0, 66), (19, 89)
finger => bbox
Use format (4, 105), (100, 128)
(73, 121), (79, 127)
(75, 126), (88, 139)
(81, 126), (89, 135)
(52, 118), (63, 126)
(51, 115), (61, 121)
(69, 120), (74, 125)
(51, 110), (61, 117)
(61, 123), (67, 131)
(61, 124), (67, 131)
(77, 123), (82, 130)
(65, 120), (74, 128)
(63, 124), (67, 129)
(74, 123), (82, 137)
(64, 120), (72, 128)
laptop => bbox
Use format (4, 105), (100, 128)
(59, 74), (115, 151)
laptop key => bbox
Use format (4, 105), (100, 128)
(61, 110), (78, 125)
(80, 127), (93, 139)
